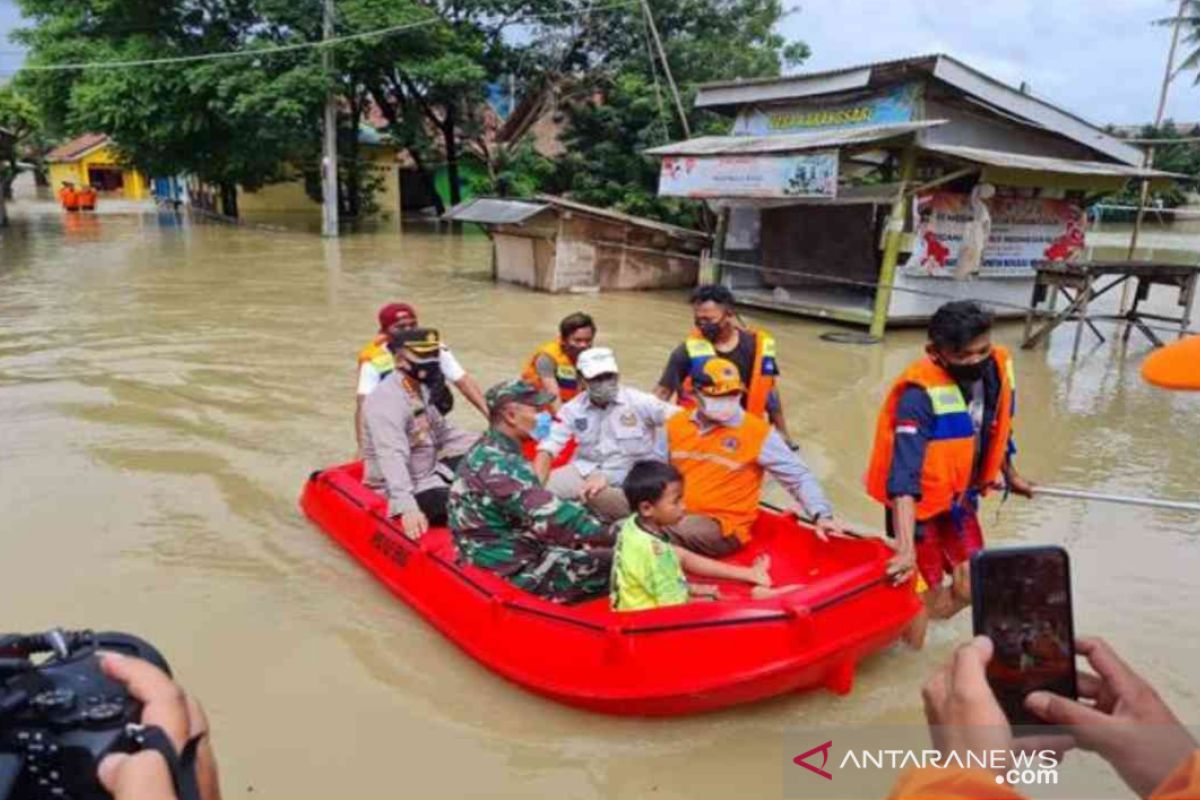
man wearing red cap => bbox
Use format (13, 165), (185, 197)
(356, 303), (488, 456)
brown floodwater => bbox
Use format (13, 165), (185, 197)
(2, 205), (1198, 799)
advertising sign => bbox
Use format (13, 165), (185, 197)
(658, 151), (838, 199)
(732, 83), (922, 136)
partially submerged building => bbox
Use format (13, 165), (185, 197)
(46, 134), (151, 200)
(645, 54), (1174, 332)
(444, 194), (710, 292)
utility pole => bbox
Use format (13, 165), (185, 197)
(1125, 0), (1186, 268)
(638, 0), (690, 139)
(321, 0), (339, 238)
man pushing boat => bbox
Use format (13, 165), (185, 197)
(865, 301), (1035, 635)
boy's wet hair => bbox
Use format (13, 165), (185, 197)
(928, 300), (993, 352)
(690, 284), (735, 310)
(559, 312), (596, 339)
(623, 460), (683, 510)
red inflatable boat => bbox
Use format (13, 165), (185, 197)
(300, 462), (921, 716)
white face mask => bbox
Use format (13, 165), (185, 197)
(587, 378), (619, 406)
(699, 395), (741, 423)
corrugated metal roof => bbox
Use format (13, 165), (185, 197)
(442, 197), (549, 224)
(643, 120), (946, 156)
(697, 54), (941, 97)
(535, 194), (710, 241)
(920, 143), (1182, 178)
(692, 54), (1145, 167)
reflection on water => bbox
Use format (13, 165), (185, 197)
(2, 204), (1199, 799)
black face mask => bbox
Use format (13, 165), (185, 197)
(942, 360), (986, 383)
(409, 362), (444, 386)
(697, 321), (723, 342)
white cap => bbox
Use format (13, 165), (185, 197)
(577, 347), (619, 379)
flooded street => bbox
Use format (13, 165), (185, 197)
(2, 205), (1199, 799)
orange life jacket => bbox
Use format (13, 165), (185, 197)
(666, 409), (772, 543)
(678, 328), (777, 418)
(520, 340), (580, 402)
(357, 335), (395, 380)
(864, 346), (1015, 521)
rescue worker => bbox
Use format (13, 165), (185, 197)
(362, 329), (479, 539)
(655, 284), (799, 448)
(665, 357), (843, 557)
(356, 302), (488, 455)
(520, 312), (596, 411)
(892, 635), (1200, 799)
(865, 301), (1034, 628)
(534, 347), (679, 521)
(448, 379), (615, 604)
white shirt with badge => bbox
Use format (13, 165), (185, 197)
(538, 385), (680, 485)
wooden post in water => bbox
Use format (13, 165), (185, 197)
(320, 0), (340, 239)
(869, 144), (917, 339)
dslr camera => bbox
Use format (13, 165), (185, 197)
(0, 629), (170, 800)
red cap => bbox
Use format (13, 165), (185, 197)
(377, 302), (417, 332)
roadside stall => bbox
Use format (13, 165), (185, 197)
(645, 54), (1176, 335)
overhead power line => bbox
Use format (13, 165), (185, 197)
(6, 2), (634, 74)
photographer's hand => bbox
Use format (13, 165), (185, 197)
(921, 635), (1012, 768)
(1025, 637), (1198, 799)
(97, 652), (221, 800)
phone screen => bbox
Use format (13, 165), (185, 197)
(972, 547), (1077, 725)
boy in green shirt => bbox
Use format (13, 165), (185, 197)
(611, 461), (777, 611)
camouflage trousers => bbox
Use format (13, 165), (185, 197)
(510, 546), (613, 604)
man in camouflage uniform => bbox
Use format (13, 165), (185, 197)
(448, 379), (615, 603)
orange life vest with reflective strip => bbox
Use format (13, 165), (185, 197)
(521, 340), (580, 402)
(666, 410), (772, 543)
(865, 346), (1015, 521)
(679, 328), (777, 418)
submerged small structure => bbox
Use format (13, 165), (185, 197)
(645, 54), (1177, 334)
(444, 194), (710, 293)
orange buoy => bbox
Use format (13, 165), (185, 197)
(1141, 336), (1200, 391)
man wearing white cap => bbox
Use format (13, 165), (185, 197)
(535, 347), (680, 521)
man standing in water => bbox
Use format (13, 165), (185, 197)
(865, 301), (1034, 630)
(655, 284), (798, 448)
(448, 380), (614, 603)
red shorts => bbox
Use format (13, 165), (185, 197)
(914, 507), (984, 590)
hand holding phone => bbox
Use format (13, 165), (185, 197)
(971, 546), (1078, 726)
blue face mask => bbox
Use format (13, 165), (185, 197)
(532, 410), (553, 441)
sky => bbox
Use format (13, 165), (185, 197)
(0, 0), (1196, 125)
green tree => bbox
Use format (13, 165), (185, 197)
(534, 0), (808, 227)
(0, 84), (43, 216)
(13, 0), (328, 217)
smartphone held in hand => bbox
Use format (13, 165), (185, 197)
(971, 546), (1078, 725)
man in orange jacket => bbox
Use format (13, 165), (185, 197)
(891, 635), (1199, 799)
(866, 301), (1034, 631)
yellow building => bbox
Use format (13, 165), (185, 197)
(46, 133), (150, 200)
(237, 128), (402, 220)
